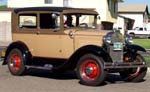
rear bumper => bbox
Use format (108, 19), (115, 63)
(0, 46), (6, 58)
(104, 62), (148, 69)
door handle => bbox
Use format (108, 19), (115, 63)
(68, 31), (75, 39)
(36, 31), (40, 35)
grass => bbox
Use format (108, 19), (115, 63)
(144, 56), (150, 63)
(0, 5), (7, 9)
(133, 39), (150, 63)
(133, 39), (150, 49)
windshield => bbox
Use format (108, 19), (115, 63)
(63, 14), (97, 29)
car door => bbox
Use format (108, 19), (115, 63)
(35, 13), (62, 58)
(13, 13), (38, 56)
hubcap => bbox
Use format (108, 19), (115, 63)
(80, 59), (100, 81)
(9, 54), (21, 72)
(85, 66), (94, 75)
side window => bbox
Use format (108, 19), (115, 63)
(139, 28), (143, 31)
(40, 13), (60, 29)
(64, 15), (76, 28)
(19, 14), (37, 28)
(79, 15), (95, 28)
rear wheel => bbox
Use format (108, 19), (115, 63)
(7, 48), (26, 76)
(77, 54), (106, 86)
(120, 54), (147, 82)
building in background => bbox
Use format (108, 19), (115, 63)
(0, 0), (123, 46)
(113, 15), (134, 35)
(7, 0), (64, 7)
(7, 0), (123, 30)
(0, 8), (12, 45)
(67, 0), (123, 30)
(118, 4), (149, 29)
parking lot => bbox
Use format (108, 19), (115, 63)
(0, 61), (150, 92)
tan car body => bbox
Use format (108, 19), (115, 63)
(11, 7), (108, 59)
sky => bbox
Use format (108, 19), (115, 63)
(0, 0), (7, 5)
(0, 0), (149, 6)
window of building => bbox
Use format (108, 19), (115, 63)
(108, 0), (112, 10)
(108, 0), (118, 13)
(63, 0), (69, 7)
(114, 2), (118, 13)
(45, 0), (53, 4)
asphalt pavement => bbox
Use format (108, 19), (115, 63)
(0, 63), (150, 92)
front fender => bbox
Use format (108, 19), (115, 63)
(72, 45), (111, 60)
(53, 45), (110, 71)
(126, 44), (146, 52)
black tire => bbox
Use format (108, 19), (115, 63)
(120, 54), (147, 82)
(76, 54), (106, 86)
(6, 48), (26, 76)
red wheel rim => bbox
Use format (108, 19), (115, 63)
(80, 59), (100, 81)
(9, 54), (21, 72)
(129, 56), (142, 79)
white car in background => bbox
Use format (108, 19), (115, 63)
(127, 27), (150, 38)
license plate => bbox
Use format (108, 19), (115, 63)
(113, 42), (123, 50)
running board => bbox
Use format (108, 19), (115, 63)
(26, 64), (53, 70)
(104, 62), (147, 69)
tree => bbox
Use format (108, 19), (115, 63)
(0, 5), (6, 9)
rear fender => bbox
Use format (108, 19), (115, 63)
(3, 41), (32, 65)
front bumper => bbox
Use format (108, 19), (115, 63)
(104, 62), (148, 69)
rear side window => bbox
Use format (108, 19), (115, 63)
(19, 14), (37, 28)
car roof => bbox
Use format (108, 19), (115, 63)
(13, 7), (98, 15)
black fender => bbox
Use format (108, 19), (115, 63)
(126, 44), (146, 52)
(3, 41), (32, 65)
(53, 45), (111, 71)
(72, 45), (109, 59)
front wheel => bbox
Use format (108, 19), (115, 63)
(120, 54), (147, 82)
(6, 48), (26, 76)
(76, 54), (106, 86)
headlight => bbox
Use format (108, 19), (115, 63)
(125, 35), (133, 44)
(103, 32), (114, 44)
(104, 36), (111, 44)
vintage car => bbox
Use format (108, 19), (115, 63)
(3, 7), (147, 86)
